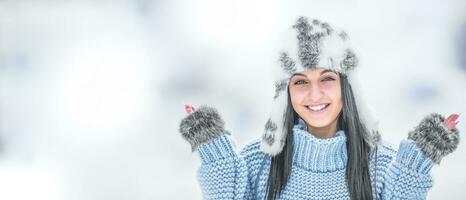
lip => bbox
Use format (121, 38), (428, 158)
(305, 103), (331, 107)
(305, 103), (330, 114)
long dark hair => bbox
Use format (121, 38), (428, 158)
(265, 73), (374, 200)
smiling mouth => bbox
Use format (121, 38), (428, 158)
(305, 103), (330, 112)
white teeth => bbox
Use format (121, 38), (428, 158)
(307, 104), (328, 111)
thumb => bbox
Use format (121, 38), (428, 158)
(184, 104), (195, 114)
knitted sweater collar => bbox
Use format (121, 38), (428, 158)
(292, 118), (348, 172)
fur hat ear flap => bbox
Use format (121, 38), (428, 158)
(260, 80), (290, 156)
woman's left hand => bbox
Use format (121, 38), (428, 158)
(443, 114), (460, 130)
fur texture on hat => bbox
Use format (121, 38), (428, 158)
(260, 17), (381, 156)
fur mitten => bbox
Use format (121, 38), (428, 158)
(179, 106), (228, 151)
(408, 113), (460, 164)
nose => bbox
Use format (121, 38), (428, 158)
(307, 83), (324, 102)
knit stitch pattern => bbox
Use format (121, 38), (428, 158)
(195, 119), (438, 199)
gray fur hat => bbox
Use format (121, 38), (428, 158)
(260, 17), (381, 156)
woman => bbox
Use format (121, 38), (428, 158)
(179, 17), (460, 200)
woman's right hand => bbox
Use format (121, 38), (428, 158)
(184, 104), (195, 114)
(179, 104), (226, 152)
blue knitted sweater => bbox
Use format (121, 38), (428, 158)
(195, 119), (434, 199)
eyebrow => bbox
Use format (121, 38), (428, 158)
(291, 69), (335, 78)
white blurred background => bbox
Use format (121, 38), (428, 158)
(0, 0), (465, 199)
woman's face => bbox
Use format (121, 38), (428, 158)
(289, 68), (342, 132)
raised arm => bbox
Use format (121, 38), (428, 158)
(179, 105), (251, 199)
(379, 113), (460, 199)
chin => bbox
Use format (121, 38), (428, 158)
(306, 120), (332, 128)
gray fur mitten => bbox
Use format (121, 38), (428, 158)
(408, 113), (460, 164)
(179, 105), (228, 151)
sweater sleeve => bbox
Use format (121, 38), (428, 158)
(196, 134), (250, 199)
(378, 113), (460, 200)
(179, 106), (255, 199)
(378, 139), (433, 200)
(197, 137), (267, 200)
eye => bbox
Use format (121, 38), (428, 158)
(322, 76), (335, 81)
(294, 80), (307, 85)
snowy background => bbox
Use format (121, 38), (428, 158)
(0, 0), (465, 199)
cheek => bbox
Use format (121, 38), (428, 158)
(289, 88), (305, 111)
(329, 88), (342, 110)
